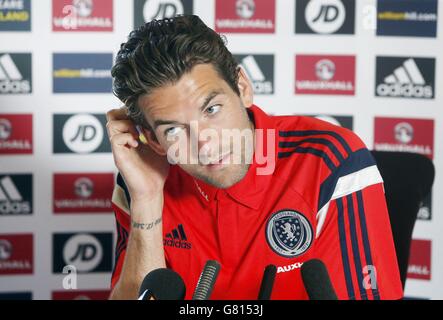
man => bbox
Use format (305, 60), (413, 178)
(107, 15), (403, 300)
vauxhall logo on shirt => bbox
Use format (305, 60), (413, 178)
(53, 113), (111, 154)
(234, 54), (274, 95)
(295, 0), (355, 35)
(0, 53), (32, 94)
(0, 174), (33, 216)
(375, 56), (435, 99)
(134, 0), (193, 28)
(53, 232), (113, 273)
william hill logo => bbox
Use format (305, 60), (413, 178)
(163, 224), (191, 250)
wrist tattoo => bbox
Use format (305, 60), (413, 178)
(131, 217), (162, 231)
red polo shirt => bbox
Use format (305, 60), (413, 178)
(110, 105), (403, 300)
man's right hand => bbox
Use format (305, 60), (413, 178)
(106, 107), (170, 203)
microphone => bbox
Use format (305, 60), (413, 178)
(192, 260), (221, 300)
(257, 264), (277, 300)
(138, 268), (186, 300)
(301, 259), (338, 300)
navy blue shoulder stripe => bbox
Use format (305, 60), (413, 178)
(337, 197), (356, 300)
(116, 172), (131, 206)
(112, 220), (128, 279)
(346, 194), (369, 300)
(356, 191), (380, 300)
(318, 148), (376, 210)
(279, 130), (352, 154)
(279, 146), (336, 171)
(279, 137), (345, 163)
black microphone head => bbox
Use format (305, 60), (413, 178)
(258, 264), (277, 300)
(301, 259), (338, 300)
(192, 260), (221, 300)
(138, 268), (186, 300)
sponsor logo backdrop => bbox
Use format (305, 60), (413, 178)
(0, 0), (441, 299)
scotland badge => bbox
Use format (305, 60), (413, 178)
(266, 209), (313, 258)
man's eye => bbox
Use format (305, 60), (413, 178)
(206, 105), (221, 115)
(165, 127), (181, 137)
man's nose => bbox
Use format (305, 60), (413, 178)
(190, 122), (221, 159)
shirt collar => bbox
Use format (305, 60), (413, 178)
(190, 104), (277, 210)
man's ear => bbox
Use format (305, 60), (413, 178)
(237, 67), (254, 108)
(142, 127), (167, 156)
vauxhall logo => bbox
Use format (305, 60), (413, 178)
(236, 0), (255, 19)
(52, 0), (113, 31)
(0, 240), (12, 261)
(0, 118), (11, 139)
(74, 177), (94, 199)
(0, 235), (33, 275)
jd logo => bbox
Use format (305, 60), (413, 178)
(306, 0), (346, 34)
(144, 0), (184, 21)
(63, 234), (103, 272)
(313, 4), (340, 23)
(62, 114), (103, 153)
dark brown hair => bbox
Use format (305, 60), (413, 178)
(111, 15), (240, 128)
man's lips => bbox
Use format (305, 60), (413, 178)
(205, 152), (232, 167)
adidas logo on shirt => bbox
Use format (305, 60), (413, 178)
(376, 57), (435, 99)
(163, 224), (192, 250)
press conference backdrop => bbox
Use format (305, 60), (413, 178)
(0, 0), (441, 300)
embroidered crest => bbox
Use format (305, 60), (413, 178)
(266, 209), (313, 258)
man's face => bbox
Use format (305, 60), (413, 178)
(138, 63), (255, 189)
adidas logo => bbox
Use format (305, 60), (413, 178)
(163, 224), (192, 250)
(0, 176), (31, 215)
(376, 58), (433, 99)
(0, 54), (31, 94)
(239, 55), (273, 94)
